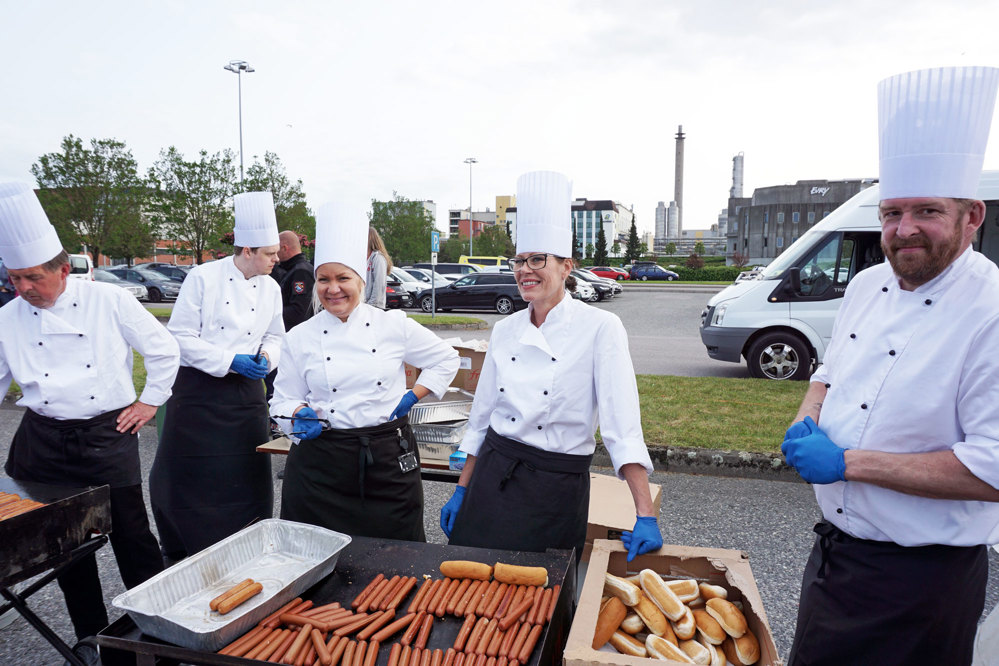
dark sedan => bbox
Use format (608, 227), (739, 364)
(105, 267), (182, 302)
(416, 272), (525, 314)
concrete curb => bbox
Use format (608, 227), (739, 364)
(592, 444), (802, 482)
(419, 321), (489, 330)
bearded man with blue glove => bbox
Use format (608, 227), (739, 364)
(782, 67), (999, 666)
(150, 192), (284, 559)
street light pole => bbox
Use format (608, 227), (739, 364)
(464, 157), (477, 255)
(224, 60), (255, 182)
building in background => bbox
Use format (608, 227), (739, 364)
(726, 179), (876, 264)
(495, 195), (515, 233)
(449, 208), (496, 239)
(507, 198), (634, 258)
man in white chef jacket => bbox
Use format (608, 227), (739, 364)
(0, 183), (179, 649)
(782, 67), (999, 666)
(150, 191), (284, 559)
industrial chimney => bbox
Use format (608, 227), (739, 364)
(674, 125), (685, 235)
(730, 152), (744, 198)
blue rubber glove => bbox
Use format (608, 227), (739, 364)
(781, 416), (847, 484)
(390, 390), (420, 420)
(230, 354), (268, 379)
(620, 516), (663, 562)
(783, 418), (812, 442)
(440, 485), (466, 538)
(292, 406), (323, 441)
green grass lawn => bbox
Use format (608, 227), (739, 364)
(408, 314), (486, 326)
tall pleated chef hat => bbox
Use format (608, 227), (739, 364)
(879, 66), (999, 200)
(0, 182), (65, 270)
(314, 202), (368, 280)
(515, 170), (573, 257)
(233, 191), (279, 247)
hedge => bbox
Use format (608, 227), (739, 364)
(672, 265), (744, 281)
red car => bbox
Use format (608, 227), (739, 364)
(588, 266), (630, 281)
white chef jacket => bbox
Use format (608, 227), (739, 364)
(460, 293), (653, 477)
(0, 279), (180, 419)
(811, 248), (999, 547)
(167, 256), (284, 377)
(270, 304), (459, 431)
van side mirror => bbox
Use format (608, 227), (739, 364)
(788, 267), (801, 293)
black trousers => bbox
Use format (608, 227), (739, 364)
(788, 521), (987, 666)
(56, 484), (164, 640)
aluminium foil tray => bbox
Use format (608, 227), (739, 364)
(408, 388), (473, 425)
(112, 518), (350, 652)
(412, 419), (468, 445)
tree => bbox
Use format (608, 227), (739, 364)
(439, 235), (468, 262)
(686, 253), (705, 269)
(106, 213), (159, 266)
(594, 224), (608, 265)
(732, 251), (749, 268)
(611, 239), (621, 258)
(572, 228), (581, 260)
(148, 147), (238, 264)
(241, 151), (315, 239)
(370, 194), (436, 263)
(664, 241), (677, 255)
(474, 225), (515, 257)
(585, 243), (595, 260)
(625, 219), (642, 263)
(694, 240), (706, 255)
(31, 135), (148, 265)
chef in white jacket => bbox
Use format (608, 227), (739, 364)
(440, 171), (662, 561)
(0, 183), (179, 648)
(271, 202), (458, 541)
(150, 191), (284, 558)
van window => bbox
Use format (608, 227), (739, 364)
(793, 231), (882, 299)
(69, 256), (90, 274)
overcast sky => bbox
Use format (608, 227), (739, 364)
(3, 0), (999, 237)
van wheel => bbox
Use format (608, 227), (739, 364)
(747, 333), (811, 381)
(495, 296), (515, 314)
(147, 287), (163, 303)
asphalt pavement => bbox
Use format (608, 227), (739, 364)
(1, 403), (997, 665)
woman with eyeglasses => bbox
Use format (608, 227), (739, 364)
(270, 204), (459, 541)
(440, 171), (662, 562)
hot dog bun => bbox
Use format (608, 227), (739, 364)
(672, 606), (696, 640)
(707, 642), (726, 666)
(692, 609), (726, 645)
(721, 630), (761, 665)
(638, 570), (686, 621)
(705, 598), (747, 638)
(665, 579), (700, 603)
(604, 573), (642, 606)
(591, 596), (627, 650)
(440, 561), (493, 581)
(698, 583), (727, 601)
(493, 563), (547, 588)
(646, 635), (694, 663)
(609, 631), (647, 658)
(678, 639), (711, 665)
(632, 594), (670, 638)
(620, 613), (645, 635)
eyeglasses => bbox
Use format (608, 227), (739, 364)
(507, 254), (556, 271)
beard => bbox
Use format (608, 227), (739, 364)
(882, 225), (963, 288)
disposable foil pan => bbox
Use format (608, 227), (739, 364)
(409, 389), (474, 425)
(413, 419), (468, 445)
(112, 519), (350, 652)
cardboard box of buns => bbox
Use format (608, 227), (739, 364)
(564, 539), (781, 666)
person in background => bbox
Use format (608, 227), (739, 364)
(0, 258), (15, 306)
(271, 203), (458, 541)
(276, 230), (315, 331)
(440, 171), (662, 562)
(0, 183), (179, 660)
(782, 66), (999, 666)
(150, 191), (284, 559)
(364, 226), (391, 309)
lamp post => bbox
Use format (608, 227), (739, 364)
(224, 60), (255, 182)
(464, 157), (477, 255)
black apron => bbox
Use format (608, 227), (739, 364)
(149, 366), (272, 556)
(448, 428), (591, 557)
(6, 406), (140, 488)
(280, 416), (425, 542)
(788, 521), (987, 666)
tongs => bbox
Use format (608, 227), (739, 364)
(272, 414), (333, 437)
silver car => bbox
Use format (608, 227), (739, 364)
(94, 269), (147, 300)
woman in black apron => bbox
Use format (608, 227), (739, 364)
(271, 211), (459, 541)
(441, 171), (662, 561)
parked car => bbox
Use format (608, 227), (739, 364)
(576, 268), (622, 296)
(105, 267), (181, 302)
(630, 264), (679, 281)
(68, 253), (94, 281)
(388, 267), (424, 306)
(416, 272), (525, 314)
(402, 267), (454, 287)
(93, 269), (146, 300)
(588, 265), (630, 281)
(570, 269), (614, 302)
(385, 280), (413, 309)
(570, 279), (595, 302)
(407, 262), (481, 281)
(135, 262), (188, 282)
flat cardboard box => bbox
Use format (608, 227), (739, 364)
(585, 473), (663, 562)
(406, 342), (487, 393)
(564, 539), (782, 666)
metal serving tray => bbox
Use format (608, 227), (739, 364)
(112, 519), (350, 652)
(409, 388), (473, 425)
(412, 419), (468, 445)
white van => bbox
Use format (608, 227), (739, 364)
(700, 171), (999, 380)
(68, 253), (94, 281)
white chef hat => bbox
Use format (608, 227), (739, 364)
(233, 191), (279, 247)
(0, 182), (65, 270)
(878, 66), (999, 200)
(515, 171), (572, 257)
(314, 202), (368, 281)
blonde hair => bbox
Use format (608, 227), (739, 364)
(368, 227), (393, 274)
